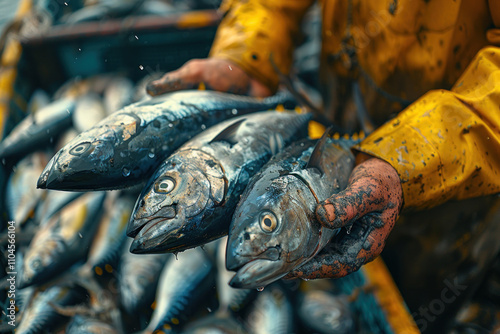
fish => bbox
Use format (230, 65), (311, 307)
(183, 314), (249, 334)
(66, 315), (118, 334)
(118, 239), (170, 315)
(103, 76), (134, 115)
(144, 247), (215, 333)
(244, 284), (294, 334)
(16, 284), (87, 334)
(6, 152), (48, 225)
(37, 90), (295, 191)
(34, 190), (84, 226)
(0, 97), (76, 161)
(226, 133), (355, 289)
(27, 89), (50, 115)
(216, 238), (255, 313)
(19, 192), (106, 288)
(128, 111), (311, 254)
(73, 93), (107, 132)
(82, 192), (134, 277)
(297, 290), (355, 334)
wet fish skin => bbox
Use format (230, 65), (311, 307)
(145, 247), (215, 333)
(6, 152), (48, 225)
(83, 192), (134, 276)
(38, 90), (295, 191)
(227, 138), (354, 289)
(19, 192), (106, 288)
(0, 97), (76, 161)
(118, 239), (170, 315)
(66, 315), (118, 334)
(244, 284), (294, 334)
(128, 111), (311, 254)
(183, 314), (249, 334)
(297, 290), (355, 334)
(16, 284), (86, 334)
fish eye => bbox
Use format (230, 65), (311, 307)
(31, 258), (42, 270)
(69, 142), (91, 156)
(155, 177), (176, 194)
(260, 211), (278, 233)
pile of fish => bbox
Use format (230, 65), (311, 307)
(0, 73), (393, 333)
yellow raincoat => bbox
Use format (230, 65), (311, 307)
(210, 0), (500, 210)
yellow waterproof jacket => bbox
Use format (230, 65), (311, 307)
(210, 0), (500, 210)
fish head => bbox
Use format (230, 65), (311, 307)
(128, 150), (226, 253)
(37, 123), (119, 190)
(227, 173), (318, 289)
(20, 237), (64, 288)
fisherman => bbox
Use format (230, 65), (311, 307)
(147, 0), (500, 291)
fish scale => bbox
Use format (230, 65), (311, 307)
(128, 111), (311, 254)
(38, 90), (295, 191)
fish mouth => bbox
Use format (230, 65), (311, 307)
(229, 259), (286, 289)
(129, 215), (187, 254)
(127, 206), (176, 237)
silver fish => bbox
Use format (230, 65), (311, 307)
(128, 111), (311, 254)
(145, 247), (215, 333)
(6, 152), (48, 225)
(66, 315), (118, 334)
(227, 135), (354, 289)
(19, 192), (105, 288)
(183, 314), (248, 334)
(73, 93), (107, 132)
(244, 284), (294, 334)
(297, 290), (355, 334)
(103, 76), (134, 115)
(38, 90), (294, 191)
(82, 192), (134, 276)
(0, 97), (76, 161)
(16, 284), (86, 334)
(118, 239), (170, 315)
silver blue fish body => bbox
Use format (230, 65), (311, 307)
(66, 315), (119, 334)
(6, 152), (48, 225)
(118, 239), (170, 315)
(297, 290), (355, 334)
(227, 137), (354, 289)
(37, 91), (295, 191)
(244, 284), (294, 334)
(19, 192), (106, 288)
(128, 111), (311, 254)
(145, 247), (215, 333)
(16, 284), (86, 334)
(0, 97), (76, 161)
(183, 314), (248, 334)
(83, 192), (134, 276)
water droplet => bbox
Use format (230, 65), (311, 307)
(64, 1), (68, 5)
(139, 65), (144, 70)
(345, 224), (353, 234)
(256, 286), (264, 292)
(173, 252), (178, 260)
(201, 124), (206, 130)
(78, 233), (83, 238)
(134, 35), (139, 40)
(162, 145), (168, 151)
(78, 48), (81, 52)
(168, 123), (173, 128)
(231, 109), (238, 115)
(228, 66), (232, 71)
(122, 167), (131, 177)
(207, 307), (212, 312)
(300, 142), (304, 147)
(148, 152), (155, 158)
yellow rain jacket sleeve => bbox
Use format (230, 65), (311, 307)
(357, 46), (500, 209)
(209, 0), (315, 92)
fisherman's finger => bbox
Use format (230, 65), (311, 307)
(146, 59), (204, 96)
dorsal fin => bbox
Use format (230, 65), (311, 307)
(305, 127), (334, 174)
(210, 118), (245, 146)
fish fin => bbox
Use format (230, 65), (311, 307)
(305, 127), (335, 174)
(210, 118), (246, 146)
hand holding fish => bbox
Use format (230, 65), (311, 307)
(145, 58), (271, 97)
(287, 156), (403, 279)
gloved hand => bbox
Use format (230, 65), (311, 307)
(286, 155), (404, 279)
(146, 58), (271, 97)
